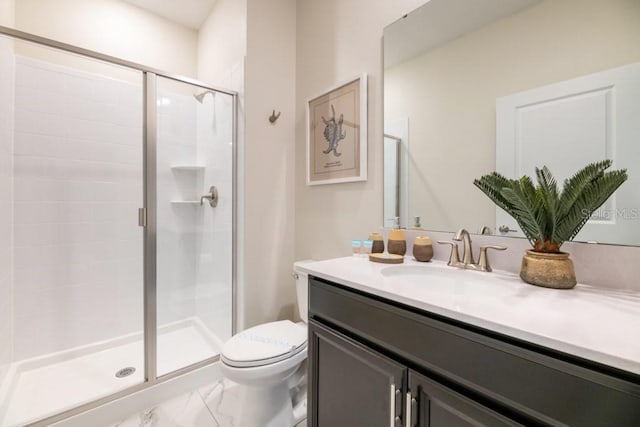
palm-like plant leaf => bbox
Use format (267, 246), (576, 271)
(501, 177), (544, 246)
(557, 160), (611, 218)
(472, 172), (515, 215)
(535, 166), (559, 242)
(554, 168), (628, 242)
(474, 160), (628, 252)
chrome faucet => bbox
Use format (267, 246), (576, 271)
(438, 228), (506, 272)
(479, 225), (492, 235)
(453, 228), (475, 265)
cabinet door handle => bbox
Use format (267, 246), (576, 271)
(405, 391), (412, 427)
(390, 384), (397, 427)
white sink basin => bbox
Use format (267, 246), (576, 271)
(381, 264), (519, 299)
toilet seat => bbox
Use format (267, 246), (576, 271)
(221, 320), (307, 368)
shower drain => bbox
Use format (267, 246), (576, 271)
(115, 367), (136, 378)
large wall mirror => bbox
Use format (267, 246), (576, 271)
(383, 0), (640, 246)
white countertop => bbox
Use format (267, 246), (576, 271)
(298, 256), (640, 377)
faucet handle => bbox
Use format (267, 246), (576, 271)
(437, 241), (461, 266)
(478, 245), (507, 272)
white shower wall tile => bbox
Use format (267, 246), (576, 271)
(192, 85), (235, 342)
(12, 56), (145, 360)
(13, 201), (93, 225)
(13, 110), (67, 137)
(0, 36), (14, 385)
(156, 90), (200, 328)
(156, 228), (198, 325)
(54, 158), (99, 181)
(0, 244), (11, 383)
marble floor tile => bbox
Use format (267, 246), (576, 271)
(199, 379), (243, 427)
(199, 379), (307, 427)
(110, 390), (219, 427)
(107, 379), (307, 427)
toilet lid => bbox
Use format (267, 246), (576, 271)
(221, 320), (307, 368)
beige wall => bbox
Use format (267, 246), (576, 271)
(197, 0), (246, 84)
(0, 0), (13, 26)
(385, 0), (640, 234)
(14, 0), (197, 77)
(243, 0), (297, 328)
(197, 0), (298, 330)
(294, 0), (426, 261)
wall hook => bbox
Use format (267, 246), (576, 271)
(269, 110), (281, 124)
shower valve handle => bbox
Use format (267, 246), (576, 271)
(200, 186), (219, 207)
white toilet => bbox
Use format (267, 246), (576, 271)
(219, 262), (310, 427)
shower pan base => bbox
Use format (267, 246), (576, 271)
(0, 317), (222, 427)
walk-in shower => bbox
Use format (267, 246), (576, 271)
(0, 27), (237, 427)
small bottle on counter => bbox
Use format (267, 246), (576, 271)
(351, 239), (362, 255)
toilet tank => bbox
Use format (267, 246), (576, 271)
(293, 261), (313, 323)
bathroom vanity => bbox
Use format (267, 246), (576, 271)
(301, 257), (640, 426)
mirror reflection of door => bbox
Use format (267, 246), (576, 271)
(496, 63), (640, 245)
(384, 118), (409, 228)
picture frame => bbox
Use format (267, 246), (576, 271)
(306, 74), (367, 185)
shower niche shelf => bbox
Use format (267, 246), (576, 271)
(171, 164), (205, 172)
(170, 200), (201, 205)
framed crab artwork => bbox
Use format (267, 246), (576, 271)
(306, 74), (367, 185)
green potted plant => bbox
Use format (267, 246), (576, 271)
(473, 160), (627, 289)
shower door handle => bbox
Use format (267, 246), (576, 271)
(200, 186), (219, 207)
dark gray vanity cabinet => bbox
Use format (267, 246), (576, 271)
(309, 320), (405, 426)
(408, 370), (520, 426)
(309, 319), (518, 427)
(308, 276), (640, 427)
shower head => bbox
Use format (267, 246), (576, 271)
(194, 90), (215, 103)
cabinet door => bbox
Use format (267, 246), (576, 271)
(309, 320), (405, 427)
(409, 371), (521, 427)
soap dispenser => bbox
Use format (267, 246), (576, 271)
(411, 216), (424, 230)
(387, 217), (407, 256)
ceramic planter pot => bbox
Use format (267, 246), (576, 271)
(520, 250), (577, 289)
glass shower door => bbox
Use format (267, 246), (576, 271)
(1, 37), (145, 427)
(0, 27), (237, 427)
(154, 76), (234, 376)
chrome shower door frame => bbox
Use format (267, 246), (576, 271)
(0, 25), (238, 427)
